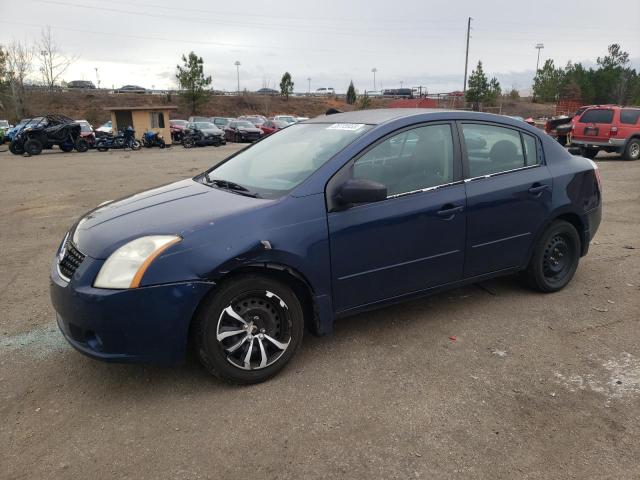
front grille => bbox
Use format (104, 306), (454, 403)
(58, 240), (86, 280)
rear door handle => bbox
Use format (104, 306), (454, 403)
(437, 204), (464, 218)
(528, 184), (549, 195)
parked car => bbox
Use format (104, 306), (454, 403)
(273, 115), (297, 124)
(382, 88), (413, 98)
(10, 114), (89, 155)
(211, 117), (234, 129)
(182, 122), (225, 148)
(256, 88), (279, 95)
(170, 119), (188, 143)
(224, 120), (264, 142)
(260, 119), (290, 136)
(115, 85), (146, 94)
(571, 105), (640, 160)
(0, 119), (12, 143)
(188, 116), (210, 123)
(50, 109), (601, 384)
(95, 121), (113, 137)
(67, 80), (96, 89)
(76, 120), (96, 147)
(239, 115), (267, 127)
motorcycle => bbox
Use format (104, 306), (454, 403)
(141, 131), (166, 148)
(96, 127), (141, 152)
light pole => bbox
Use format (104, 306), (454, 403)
(234, 61), (241, 95)
(307, 77), (311, 95)
(371, 67), (377, 92)
(95, 67), (100, 89)
(400, 80), (403, 89)
(535, 43), (544, 73)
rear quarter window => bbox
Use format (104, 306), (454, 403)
(620, 109), (640, 125)
(579, 109), (614, 124)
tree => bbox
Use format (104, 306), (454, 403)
(485, 76), (502, 106)
(466, 61), (489, 110)
(5, 40), (33, 118)
(508, 87), (520, 100)
(358, 92), (371, 110)
(532, 59), (564, 102)
(593, 44), (633, 104)
(346, 80), (356, 105)
(175, 51), (212, 115)
(279, 72), (294, 100)
(37, 26), (77, 93)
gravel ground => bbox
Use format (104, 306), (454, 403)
(0, 145), (638, 480)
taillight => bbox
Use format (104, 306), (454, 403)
(610, 126), (618, 136)
(593, 163), (603, 192)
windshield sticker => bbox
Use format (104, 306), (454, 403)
(326, 123), (366, 131)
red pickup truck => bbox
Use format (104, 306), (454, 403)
(571, 105), (640, 160)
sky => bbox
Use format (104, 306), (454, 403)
(1, 0), (639, 94)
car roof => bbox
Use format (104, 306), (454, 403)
(303, 108), (539, 128)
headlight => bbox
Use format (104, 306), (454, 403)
(94, 235), (181, 289)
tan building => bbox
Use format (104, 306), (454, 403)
(105, 106), (178, 145)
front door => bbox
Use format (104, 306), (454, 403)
(459, 122), (553, 277)
(327, 123), (466, 312)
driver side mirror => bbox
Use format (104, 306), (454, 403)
(336, 178), (387, 206)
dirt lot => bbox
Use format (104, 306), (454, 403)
(0, 144), (638, 479)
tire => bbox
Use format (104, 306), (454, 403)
(75, 138), (89, 153)
(580, 147), (598, 159)
(9, 141), (24, 155)
(24, 139), (43, 156)
(60, 143), (74, 153)
(131, 140), (141, 151)
(524, 220), (581, 293)
(159, 139), (166, 149)
(194, 274), (304, 384)
(183, 137), (194, 149)
(623, 138), (640, 161)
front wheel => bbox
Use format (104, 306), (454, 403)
(9, 141), (24, 155)
(524, 220), (581, 293)
(75, 138), (89, 152)
(194, 275), (304, 384)
(24, 139), (43, 155)
(623, 139), (640, 161)
(183, 137), (195, 149)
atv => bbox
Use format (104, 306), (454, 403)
(9, 114), (89, 156)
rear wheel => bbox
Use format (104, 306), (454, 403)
(183, 136), (195, 149)
(524, 220), (580, 293)
(580, 147), (599, 159)
(75, 138), (89, 152)
(624, 139), (640, 161)
(194, 275), (304, 384)
(24, 139), (43, 156)
(60, 143), (74, 152)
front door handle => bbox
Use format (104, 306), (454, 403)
(437, 204), (464, 218)
(528, 184), (549, 195)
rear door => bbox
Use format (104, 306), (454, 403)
(460, 122), (553, 277)
(575, 108), (615, 142)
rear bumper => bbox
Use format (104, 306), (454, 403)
(50, 258), (213, 365)
(571, 138), (626, 149)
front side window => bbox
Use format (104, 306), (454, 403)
(353, 124), (454, 196)
(620, 109), (640, 125)
(579, 109), (614, 124)
(207, 123), (372, 199)
(462, 124), (527, 177)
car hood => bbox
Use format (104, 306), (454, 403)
(236, 127), (262, 133)
(201, 128), (223, 135)
(72, 178), (271, 259)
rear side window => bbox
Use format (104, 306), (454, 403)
(620, 109), (640, 125)
(462, 124), (527, 177)
(523, 133), (539, 166)
(579, 109), (614, 124)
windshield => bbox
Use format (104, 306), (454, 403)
(233, 121), (254, 128)
(204, 122), (372, 199)
(195, 122), (216, 129)
(78, 122), (92, 132)
(172, 120), (187, 126)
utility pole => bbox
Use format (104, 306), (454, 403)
(535, 43), (544, 73)
(371, 67), (377, 92)
(307, 77), (311, 95)
(234, 61), (241, 95)
(463, 17), (472, 94)
(95, 67), (100, 89)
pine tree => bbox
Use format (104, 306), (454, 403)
(175, 52), (212, 114)
(280, 72), (294, 100)
(466, 61), (489, 110)
(346, 80), (357, 105)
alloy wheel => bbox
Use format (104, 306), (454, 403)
(215, 290), (291, 370)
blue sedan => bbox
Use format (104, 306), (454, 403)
(50, 109), (602, 383)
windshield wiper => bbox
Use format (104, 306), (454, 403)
(205, 175), (260, 198)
